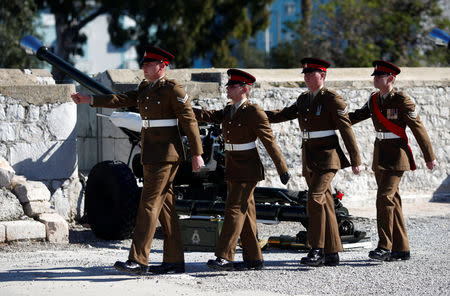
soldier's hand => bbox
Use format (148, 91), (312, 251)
(280, 172), (290, 185)
(352, 165), (363, 175)
(426, 159), (437, 170)
(191, 155), (205, 172)
(71, 93), (91, 104)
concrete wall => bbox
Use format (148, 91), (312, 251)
(76, 67), (449, 207)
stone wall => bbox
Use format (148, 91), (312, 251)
(0, 69), (83, 222)
(77, 67), (449, 207)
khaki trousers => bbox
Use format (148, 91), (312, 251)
(304, 169), (343, 253)
(375, 170), (409, 252)
(129, 162), (184, 265)
(215, 181), (262, 262)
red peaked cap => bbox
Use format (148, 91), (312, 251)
(226, 69), (256, 86)
(301, 57), (331, 73)
(141, 45), (174, 65)
(371, 60), (401, 76)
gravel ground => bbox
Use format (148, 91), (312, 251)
(0, 201), (449, 296)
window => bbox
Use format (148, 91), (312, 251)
(285, 2), (295, 16)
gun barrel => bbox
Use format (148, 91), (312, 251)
(20, 35), (114, 95)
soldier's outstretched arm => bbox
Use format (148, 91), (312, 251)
(71, 93), (90, 104)
(192, 107), (225, 124)
(348, 99), (371, 125)
(71, 89), (139, 108)
(265, 102), (298, 124)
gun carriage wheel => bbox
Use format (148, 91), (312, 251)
(85, 160), (140, 239)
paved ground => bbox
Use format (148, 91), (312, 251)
(0, 200), (449, 296)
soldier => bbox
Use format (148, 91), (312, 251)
(349, 60), (437, 261)
(71, 46), (204, 275)
(194, 69), (290, 271)
(265, 58), (362, 267)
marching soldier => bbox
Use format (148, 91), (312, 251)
(71, 46), (204, 275)
(194, 69), (291, 271)
(266, 58), (362, 267)
(349, 60), (437, 261)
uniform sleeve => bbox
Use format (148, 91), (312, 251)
(91, 90), (139, 108)
(193, 107), (225, 124)
(399, 93), (435, 162)
(348, 100), (371, 125)
(330, 96), (362, 166)
(252, 106), (289, 175)
(170, 83), (203, 156)
(265, 102), (298, 123)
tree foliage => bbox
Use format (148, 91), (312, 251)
(30, 0), (273, 82)
(107, 0), (274, 68)
(0, 0), (42, 68)
(270, 0), (449, 68)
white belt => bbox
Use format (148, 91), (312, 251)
(302, 130), (336, 139)
(142, 119), (178, 128)
(376, 131), (400, 140)
(225, 142), (256, 151)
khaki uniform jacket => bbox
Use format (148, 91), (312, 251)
(92, 76), (203, 163)
(194, 100), (288, 182)
(349, 89), (435, 171)
(266, 87), (361, 173)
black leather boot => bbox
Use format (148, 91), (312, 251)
(300, 248), (325, 266)
(368, 248), (391, 261)
(324, 253), (340, 266)
(206, 257), (234, 271)
(114, 260), (148, 275)
(148, 262), (185, 274)
(390, 251), (410, 261)
(234, 260), (264, 271)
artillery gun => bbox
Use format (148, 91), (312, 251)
(20, 36), (367, 249)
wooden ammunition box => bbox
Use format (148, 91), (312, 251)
(179, 218), (223, 251)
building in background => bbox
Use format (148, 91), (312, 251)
(253, 0), (302, 54)
(35, 10), (139, 75)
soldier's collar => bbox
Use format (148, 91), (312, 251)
(233, 97), (247, 109)
(380, 87), (394, 99)
(149, 75), (166, 88)
(311, 85), (324, 98)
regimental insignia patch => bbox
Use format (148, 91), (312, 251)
(177, 93), (188, 103)
(337, 106), (348, 116)
(386, 108), (398, 119)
